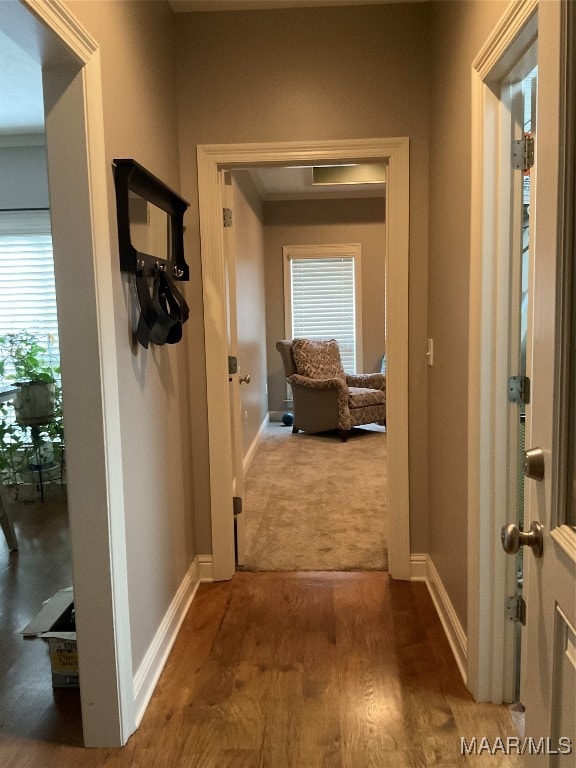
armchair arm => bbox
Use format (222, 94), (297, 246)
(346, 373), (386, 391)
(288, 374), (347, 393)
(287, 374), (351, 430)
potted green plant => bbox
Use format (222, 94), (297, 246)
(0, 332), (63, 496)
(0, 331), (60, 426)
(0, 399), (31, 488)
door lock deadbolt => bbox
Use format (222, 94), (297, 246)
(524, 447), (545, 481)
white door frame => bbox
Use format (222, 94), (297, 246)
(467, 0), (538, 702)
(197, 138), (410, 581)
(2, 0), (135, 746)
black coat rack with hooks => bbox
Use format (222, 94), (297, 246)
(112, 159), (191, 347)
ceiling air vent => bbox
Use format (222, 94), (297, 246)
(312, 162), (387, 186)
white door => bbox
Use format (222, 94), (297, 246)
(221, 171), (246, 565)
(509, 2), (576, 760)
(499, 46), (538, 705)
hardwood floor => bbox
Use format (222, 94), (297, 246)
(0, 485), (84, 763)
(1, 556), (520, 767)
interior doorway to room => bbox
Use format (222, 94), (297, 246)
(0, 23), (75, 738)
(224, 164), (388, 572)
(196, 138), (410, 583)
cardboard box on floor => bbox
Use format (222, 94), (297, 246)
(21, 587), (79, 688)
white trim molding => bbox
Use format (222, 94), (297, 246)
(243, 413), (270, 476)
(473, 0), (538, 81)
(22, 0), (98, 62)
(197, 554), (215, 582)
(133, 557), (206, 725)
(197, 137), (410, 582)
(468, 1), (538, 704)
(411, 554), (468, 684)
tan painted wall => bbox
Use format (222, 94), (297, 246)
(263, 197), (386, 413)
(427, 0), (510, 631)
(176, 3), (431, 553)
(232, 171), (269, 456)
(64, 0), (196, 674)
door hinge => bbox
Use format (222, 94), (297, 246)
(233, 496), (243, 516)
(512, 134), (534, 172)
(508, 375), (531, 405)
(223, 207), (233, 227)
(506, 594), (526, 625)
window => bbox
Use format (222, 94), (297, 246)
(283, 244), (362, 373)
(0, 210), (60, 378)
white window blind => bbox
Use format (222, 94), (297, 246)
(285, 245), (361, 374)
(0, 210), (60, 377)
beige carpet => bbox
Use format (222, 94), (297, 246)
(242, 422), (388, 571)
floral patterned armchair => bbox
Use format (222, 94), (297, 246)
(276, 338), (386, 442)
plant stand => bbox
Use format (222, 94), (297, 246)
(30, 426), (48, 502)
(0, 482), (18, 551)
(18, 426), (62, 503)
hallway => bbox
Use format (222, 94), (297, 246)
(1, 571), (519, 767)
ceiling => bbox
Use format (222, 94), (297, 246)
(247, 165), (386, 200)
(169, 0), (415, 11)
(0, 30), (44, 137)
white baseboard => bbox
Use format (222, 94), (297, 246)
(197, 554), (214, 582)
(133, 555), (207, 725)
(243, 413), (270, 475)
(268, 410), (286, 422)
(410, 553), (468, 684)
(409, 553), (428, 581)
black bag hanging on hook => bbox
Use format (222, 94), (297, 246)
(158, 271), (190, 345)
(135, 271), (176, 348)
(135, 268), (190, 349)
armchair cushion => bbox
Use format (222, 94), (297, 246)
(348, 387), (386, 409)
(292, 338), (346, 382)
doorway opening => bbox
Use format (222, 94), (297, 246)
(0, 25), (75, 740)
(467, 2), (538, 704)
(224, 164), (388, 572)
(197, 137), (410, 583)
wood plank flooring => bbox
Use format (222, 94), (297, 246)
(0, 486), (84, 764)
(1, 564), (520, 767)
